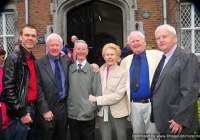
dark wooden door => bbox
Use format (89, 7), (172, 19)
(67, 2), (95, 63)
(67, 2), (122, 65)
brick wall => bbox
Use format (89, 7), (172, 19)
(9, 0), (179, 58)
(135, 0), (178, 49)
(10, 0), (53, 59)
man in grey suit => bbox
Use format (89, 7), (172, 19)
(35, 33), (72, 140)
(151, 24), (199, 135)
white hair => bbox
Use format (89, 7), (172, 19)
(46, 33), (63, 46)
(155, 24), (176, 36)
(127, 31), (145, 44)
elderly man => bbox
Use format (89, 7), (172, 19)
(71, 35), (78, 61)
(71, 35), (78, 44)
(151, 24), (199, 136)
(68, 40), (102, 140)
(35, 33), (72, 140)
(120, 31), (162, 139)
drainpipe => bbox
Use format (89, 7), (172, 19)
(25, 0), (28, 24)
(163, 0), (167, 24)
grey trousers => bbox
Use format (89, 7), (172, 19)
(99, 108), (127, 140)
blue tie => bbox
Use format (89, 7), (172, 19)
(132, 55), (141, 91)
(150, 54), (166, 122)
(150, 54), (166, 94)
(55, 59), (62, 99)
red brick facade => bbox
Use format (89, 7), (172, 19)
(8, 0), (179, 59)
(135, 0), (178, 49)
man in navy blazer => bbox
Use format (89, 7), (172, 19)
(151, 24), (199, 135)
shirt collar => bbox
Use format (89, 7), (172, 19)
(48, 54), (60, 62)
(134, 50), (146, 60)
(76, 59), (87, 68)
(165, 45), (177, 58)
(21, 45), (35, 60)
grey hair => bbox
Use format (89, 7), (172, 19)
(74, 40), (88, 49)
(46, 33), (63, 46)
(71, 35), (78, 40)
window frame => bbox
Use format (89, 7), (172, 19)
(180, 3), (200, 56)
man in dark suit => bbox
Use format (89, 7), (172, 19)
(35, 33), (72, 140)
(151, 24), (199, 135)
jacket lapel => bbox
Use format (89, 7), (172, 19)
(154, 47), (179, 92)
(60, 56), (68, 78)
(43, 55), (57, 85)
(146, 50), (158, 85)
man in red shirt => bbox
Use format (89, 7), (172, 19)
(2, 24), (39, 140)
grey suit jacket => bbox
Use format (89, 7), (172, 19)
(35, 55), (72, 120)
(152, 46), (199, 134)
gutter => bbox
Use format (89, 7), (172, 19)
(163, 0), (167, 24)
(25, 0), (28, 24)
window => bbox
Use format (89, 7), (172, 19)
(180, 3), (200, 55)
(0, 12), (15, 54)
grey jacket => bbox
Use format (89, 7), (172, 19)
(68, 61), (102, 121)
(152, 47), (199, 134)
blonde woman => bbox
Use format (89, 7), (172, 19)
(89, 43), (128, 140)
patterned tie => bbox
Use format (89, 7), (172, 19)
(54, 59), (62, 99)
(78, 64), (82, 73)
(132, 55), (141, 91)
(150, 54), (166, 122)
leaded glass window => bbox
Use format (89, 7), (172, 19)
(0, 12), (15, 55)
(180, 3), (200, 55)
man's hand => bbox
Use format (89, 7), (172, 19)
(91, 63), (99, 73)
(89, 94), (97, 102)
(21, 113), (33, 124)
(60, 51), (65, 57)
(43, 111), (54, 121)
(169, 119), (182, 134)
(179, 46), (185, 49)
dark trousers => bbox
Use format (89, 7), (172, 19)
(6, 105), (39, 140)
(37, 101), (68, 140)
(0, 107), (9, 140)
(68, 118), (96, 140)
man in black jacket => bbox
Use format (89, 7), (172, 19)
(2, 24), (39, 140)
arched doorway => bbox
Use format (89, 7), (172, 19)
(67, 1), (122, 65)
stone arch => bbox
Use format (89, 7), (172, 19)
(49, 0), (140, 44)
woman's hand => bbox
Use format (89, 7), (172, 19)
(89, 94), (97, 102)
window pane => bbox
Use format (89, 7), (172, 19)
(6, 14), (14, 35)
(6, 37), (15, 54)
(195, 30), (200, 53)
(194, 8), (200, 27)
(0, 15), (2, 35)
(181, 4), (191, 28)
(181, 30), (192, 51)
(0, 38), (3, 48)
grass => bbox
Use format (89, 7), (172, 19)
(193, 98), (200, 139)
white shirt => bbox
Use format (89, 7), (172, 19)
(76, 59), (86, 70)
